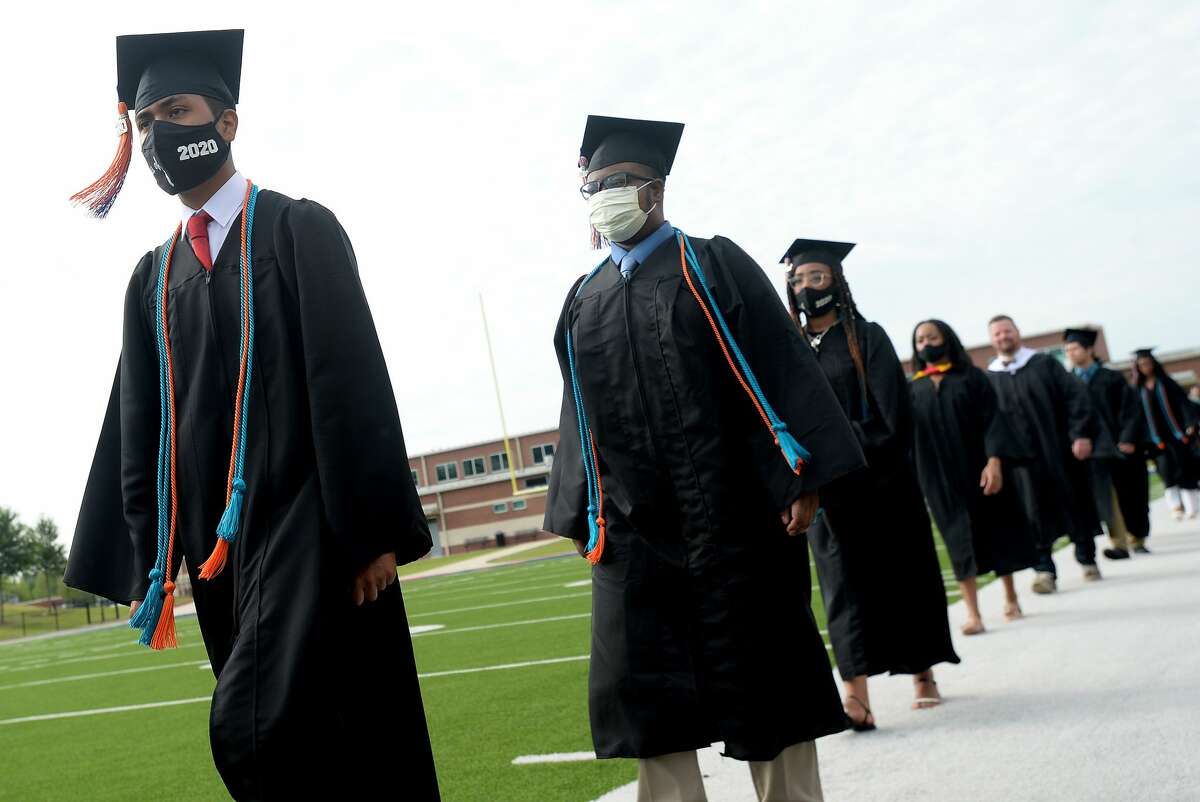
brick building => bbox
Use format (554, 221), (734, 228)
(410, 428), (560, 554)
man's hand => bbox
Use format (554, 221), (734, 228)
(1118, 442), (1138, 455)
(980, 457), (1004, 496)
(352, 551), (398, 605)
(572, 539), (588, 558)
(780, 492), (820, 536)
(1071, 438), (1093, 461)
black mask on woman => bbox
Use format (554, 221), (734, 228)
(141, 119), (230, 196)
(796, 286), (837, 318)
(918, 343), (949, 364)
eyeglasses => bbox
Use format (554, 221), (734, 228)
(787, 270), (833, 289)
(579, 172), (659, 200)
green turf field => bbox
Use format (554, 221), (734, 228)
(0, 513), (1126, 801)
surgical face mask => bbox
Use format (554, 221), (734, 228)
(796, 285), (837, 318)
(588, 182), (657, 244)
(141, 118), (230, 196)
(918, 343), (949, 364)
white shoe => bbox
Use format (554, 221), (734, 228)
(1031, 572), (1057, 594)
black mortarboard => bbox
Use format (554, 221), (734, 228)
(72, 30), (244, 219)
(579, 115), (685, 177)
(1064, 328), (1098, 348)
(117, 29), (244, 111)
(1134, 348), (1156, 358)
(779, 239), (856, 266)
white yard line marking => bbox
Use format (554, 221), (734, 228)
(409, 625), (445, 635)
(412, 613), (592, 638)
(564, 580), (591, 588)
(408, 592), (591, 619)
(405, 565), (583, 600)
(0, 660), (209, 690)
(419, 654), (589, 679)
(512, 751), (597, 765)
(0, 643), (207, 674)
(0, 696), (211, 726)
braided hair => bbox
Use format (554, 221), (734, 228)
(785, 257), (870, 415)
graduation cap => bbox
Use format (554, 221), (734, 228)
(70, 29), (244, 219)
(780, 239), (856, 266)
(579, 115), (685, 177)
(1134, 348), (1156, 358)
(1063, 328), (1098, 348)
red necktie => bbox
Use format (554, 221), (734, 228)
(186, 210), (214, 271)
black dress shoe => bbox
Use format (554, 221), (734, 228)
(1103, 548), (1131, 560)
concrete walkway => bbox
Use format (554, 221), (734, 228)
(595, 499), (1200, 801)
(402, 538), (565, 580)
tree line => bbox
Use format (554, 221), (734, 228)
(0, 506), (68, 625)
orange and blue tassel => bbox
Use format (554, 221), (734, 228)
(70, 102), (133, 219)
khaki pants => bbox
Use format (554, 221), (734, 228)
(637, 742), (823, 802)
(1107, 486), (1132, 550)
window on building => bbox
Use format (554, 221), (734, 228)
(492, 502), (509, 514)
(512, 499), (528, 511)
(463, 457), (486, 477)
(435, 462), (458, 482)
(411, 469), (420, 486)
(531, 443), (557, 464)
(490, 452), (510, 472)
(524, 476), (548, 488)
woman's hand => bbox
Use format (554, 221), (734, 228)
(980, 457), (1004, 496)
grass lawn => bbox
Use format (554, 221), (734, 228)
(1, 474), (1168, 800)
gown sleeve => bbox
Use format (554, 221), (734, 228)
(969, 367), (1022, 460)
(1116, 376), (1145, 445)
(64, 257), (159, 603)
(851, 321), (910, 462)
(707, 237), (864, 509)
(543, 276), (590, 542)
(1049, 357), (1095, 442)
(279, 200), (431, 569)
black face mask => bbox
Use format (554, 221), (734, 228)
(141, 119), (230, 195)
(797, 286), (837, 318)
(918, 343), (949, 364)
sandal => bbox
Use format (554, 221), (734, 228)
(912, 678), (941, 710)
(844, 695), (877, 732)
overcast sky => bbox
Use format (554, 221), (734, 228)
(1, 1), (1197, 545)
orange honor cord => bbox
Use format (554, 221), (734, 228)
(585, 433), (606, 564)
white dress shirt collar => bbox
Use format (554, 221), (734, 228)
(987, 346), (1038, 374)
(180, 171), (247, 261)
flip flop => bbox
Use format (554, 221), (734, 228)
(912, 679), (941, 710)
(844, 695), (877, 732)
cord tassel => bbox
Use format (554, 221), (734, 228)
(149, 582), (178, 650)
(773, 423), (812, 476)
(70, 102), (133, 219)
(130, 569), (166, 646)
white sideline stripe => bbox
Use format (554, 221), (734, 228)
(0, 660), (209, 690)
(412, 613), (592, 637)
(408, 592), (590, 618)
(564, 580), (591, 588)
(0, 696), (211, 726)
(419, 654), (589, 679)
(409, 625), (445, 635)
(512, 751), (597, 765)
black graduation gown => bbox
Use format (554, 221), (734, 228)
(64, 191), (440, 801)
(1081, 366), (1151, 540)
(986, 354), (1102, 549)
(804, 321), (958, 681)
(910, 367), (1038, 581)
(544, 234), (864, 762)
(1140, 379), (1200, 491)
